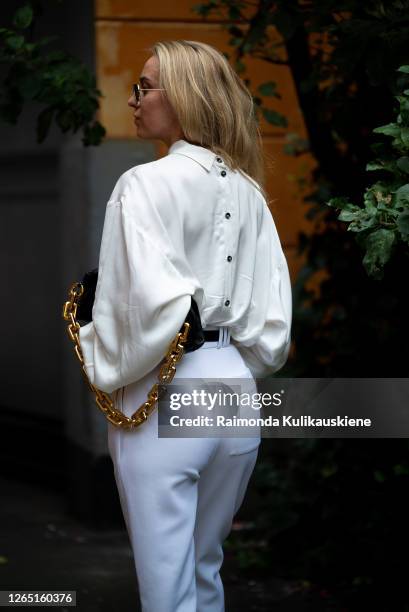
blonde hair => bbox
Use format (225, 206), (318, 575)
(149, 40), (268, 200)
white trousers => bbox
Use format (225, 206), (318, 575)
(107, 327), (261, 612)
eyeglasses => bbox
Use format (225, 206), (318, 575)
(131, 83), (165, 104)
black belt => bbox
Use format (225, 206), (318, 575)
(203, 329), (220, 342)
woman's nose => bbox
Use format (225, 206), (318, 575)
(128, 96), (136, 108)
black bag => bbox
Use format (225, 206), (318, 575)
(76, 268), (98, 323)
(76, 268), (205, 353)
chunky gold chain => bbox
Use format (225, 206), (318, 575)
(62, 281), (190, 430)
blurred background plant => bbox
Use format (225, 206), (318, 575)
(0, 1), (105, 145)
(193, 0), (409, 607)
(194, 0), (409, 378)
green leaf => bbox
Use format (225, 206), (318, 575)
(393, 464), (409, 476)
(327, 197), (359, 212)
(191, 3), (216, 17)
(82, 121), (106, 146)
(362, 229), (396, 279)
(283, 134), (309, 156)
(397, 211), (409, 238)
(36, 35), (59, 48)
(366, 161), (384, 171)
(262, 108), (288, 127)
(348, 214), (378, 232)
(36, 107), (54, 143)
(5, 35), (25, 50)
(394, 184), (409, 206)
(257, 81), (280, 98)
(397, 66), (409, 74)
(373, 470), (386, 483)
(400, 127), (409, 148)
(19, 74), (43, 99)
(363, 189), (379, 213)
(339, 209), (360, 222)
(13, 5), (33, 29)
(45, 50), (67, 64)
(366, 160), (398, 174)
(56, 109), (73, 132)
(373, 123), (400, 138)
(321, 464), (338, 478)
(234, 59), (246, 74)
(228, 37), (242, 48)
(396, 157), (409, 173)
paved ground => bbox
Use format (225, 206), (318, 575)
(0, 476), (338, 611)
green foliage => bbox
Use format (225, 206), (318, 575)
(261, 107), (288, 128)
(193, 0), (290, 130)
(13, 4), (34, 29)
(326, 66), (409, 278)
(0, 2), (105, 146)
(194, 1), (409, 604)
(193, 0), (409, 378)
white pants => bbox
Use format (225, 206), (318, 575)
(108, 327), (261, 612)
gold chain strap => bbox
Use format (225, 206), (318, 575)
(62, 281), (190, 430)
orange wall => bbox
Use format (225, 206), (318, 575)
(95, 1), (315, 281)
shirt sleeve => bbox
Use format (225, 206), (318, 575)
(233, 260), (292, 378)
(78, 170), (201, 394)
(232, 202), (293, 379)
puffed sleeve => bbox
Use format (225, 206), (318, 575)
(234, 261), (292, 378)
(78, 169), (202, 394)
(232, 202), (292, 379)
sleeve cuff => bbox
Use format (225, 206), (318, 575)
(79, 322), (96, 384)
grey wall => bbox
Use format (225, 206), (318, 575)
(0, 2), (155, 521)
(0, 0), (98, 419)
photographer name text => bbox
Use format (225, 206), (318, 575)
(168, 415), (372, 428)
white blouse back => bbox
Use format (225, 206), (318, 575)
(79, 139), (292, 393)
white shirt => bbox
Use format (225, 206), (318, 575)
(79, 139), (292, 393)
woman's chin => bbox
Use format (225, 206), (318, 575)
(135, 129), (153, 141)
(134, 123), (147, 138)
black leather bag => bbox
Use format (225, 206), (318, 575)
(181, 294), (205, 352)
(76, 268), (205, 353)
(76, 268), (98, 323)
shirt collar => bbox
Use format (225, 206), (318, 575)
(168, 139), (217, 172)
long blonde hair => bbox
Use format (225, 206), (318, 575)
(149, 40), (267, 200)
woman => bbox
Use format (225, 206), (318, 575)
(79, 40), (292, 612)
